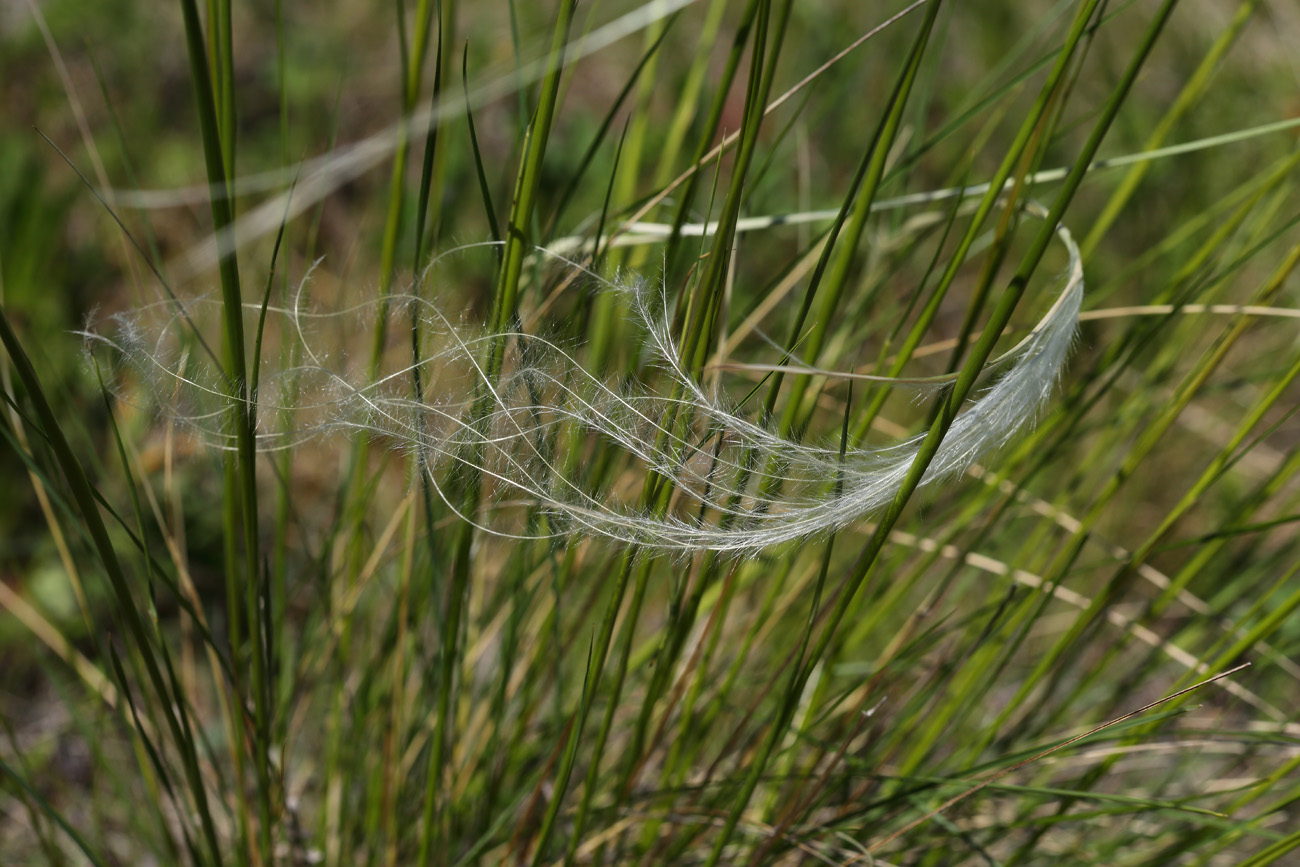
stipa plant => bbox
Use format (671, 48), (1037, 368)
(4, 1), (1300, 866)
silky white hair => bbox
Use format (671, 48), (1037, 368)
(86, 217), (1081, 556)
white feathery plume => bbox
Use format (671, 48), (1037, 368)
(85, 218), (1082, 555)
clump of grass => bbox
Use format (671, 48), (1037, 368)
(4, 1), (1300, 865)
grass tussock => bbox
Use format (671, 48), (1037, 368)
(3, 1), (1300, 865)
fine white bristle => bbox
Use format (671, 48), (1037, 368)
(84, 219), (1082, 556)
